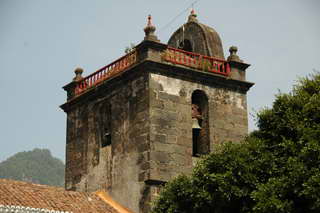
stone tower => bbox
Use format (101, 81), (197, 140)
(61, 12), (253, 213)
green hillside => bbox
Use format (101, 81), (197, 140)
(0, 148), (65, 187)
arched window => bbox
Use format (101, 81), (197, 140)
(179, 39), (193, 52)
(101, 103), (112, 147)
(95, 102), (112, 148)
(192, 90), (210, 156)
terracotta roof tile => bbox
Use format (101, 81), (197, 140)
(0, 179), (119, 213)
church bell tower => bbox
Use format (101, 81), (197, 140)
(61, 11), (254, 213)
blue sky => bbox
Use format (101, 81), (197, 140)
(0, 0), (319, 162)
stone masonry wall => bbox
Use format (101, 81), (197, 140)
(148, 72), (248, 183)
(65, 72), (150, 213)
(64, 62), (249, 213)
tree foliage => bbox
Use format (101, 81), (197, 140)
(152, 73), (320, 213)
(0, 148), (65, 187)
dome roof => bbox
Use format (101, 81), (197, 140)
(168, 11), (225, 59)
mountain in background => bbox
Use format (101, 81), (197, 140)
(0, 148), (65, 187)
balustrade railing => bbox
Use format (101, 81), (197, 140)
(162, 47), (230, 76)
(75, 50), (137, 95)
(74, 46), (230, 97)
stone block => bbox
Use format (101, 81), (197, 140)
(151, 151), (172, 164)
(158, 92), (181, 103)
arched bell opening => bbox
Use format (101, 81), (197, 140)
(191, 90), (210, 156)
(179, 39), (193, 52)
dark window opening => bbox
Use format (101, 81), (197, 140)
(100, 103), (112, 148)
(192, 90), (210, 156)
(102, 130), (111, 147)
(179, 39), (193, 52)
(192, 128), (201, 156)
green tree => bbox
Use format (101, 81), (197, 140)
(152, 73), (320, 213)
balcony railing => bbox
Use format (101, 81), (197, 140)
(75, 50), (137, 95)
(162, 47), (230, 76)
(73, 46), (230, 97)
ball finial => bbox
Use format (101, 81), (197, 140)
(147, 15), (152, 26)
(143, 14), (159, 41)
(227, 46), (242, 62)
(188, 8), (198, 22)
(229, 46), (238, 55)
(191, 8), (196, 17)
(73, 67), (84, 81)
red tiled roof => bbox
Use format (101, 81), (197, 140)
(0, 179), (119, 213)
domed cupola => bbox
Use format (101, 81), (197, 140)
(168, 9), (225, 59)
